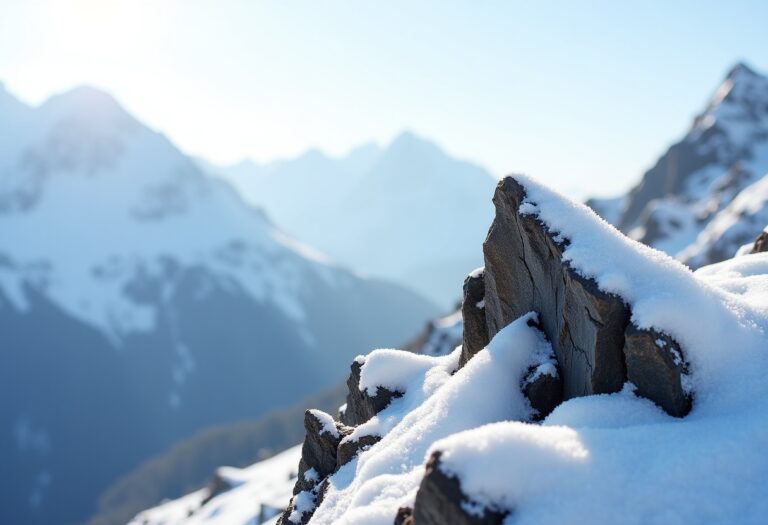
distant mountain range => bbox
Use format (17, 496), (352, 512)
(0, 83), (438, 525)
(589, 62), (768, 266)
(202, 132), (499, 308)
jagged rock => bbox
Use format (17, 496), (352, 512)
(523, 368), (563, 420)
(337, 433), (381, 467)
(294, 410), (343, 494)
(750, 231), (768, 254)
(394, 506), (414, 525)
(340, 359), (403, 426)
(624, 324), (692, 417)
(412, 452), (507, 525)
(483, 177), (630, 399)
(459, 270), (489, 367)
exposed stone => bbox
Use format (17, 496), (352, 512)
(337, 433), (381, 467)
(523, 368), (563, 421)
(483, 177), (630, 399)
(750, 231), (768, 254)
(623, 324), (692, 417)
(340, 359), (403, 426)
(294, 410), (344, 495)
(459, 269), (489, 367)
(394, 506), (414, 525)
(412, 452), (508, 525)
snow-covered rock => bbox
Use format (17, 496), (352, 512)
(280, 174), (768, 524)
(0, 85), (437, 525)
(205, 131), (499, 308)
(588, 62), (768, 267)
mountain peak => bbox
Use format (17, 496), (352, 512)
(41, 85), (132, 123)
(726, 61), (760, 81)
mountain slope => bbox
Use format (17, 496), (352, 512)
(0, 85), (438, 525)
(589, 62), (768, 265)
(207, 132), (498, 308)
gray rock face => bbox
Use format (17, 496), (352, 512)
(624, 325), (692, 417)
(750, 231), (768, 254)
(459, 270), (489, 367)
(340, 360), (403, 426)
(411, 452), (507, 525)
(337, 433), (381, 467)
(523, 370), (563, 421)
(483, 177), (630, 399)
(295, 410), (343, 495)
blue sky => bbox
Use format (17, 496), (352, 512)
(0, 0), (765, 198)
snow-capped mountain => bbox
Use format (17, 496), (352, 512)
(589, 62), (768, 266)
(133, 174), (768, 525)
(0, 84), (437, 525)
(206, 132), (499, 308)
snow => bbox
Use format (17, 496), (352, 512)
(309, 312), (549, 524)
(129, 444), (301, 525)
(308, 409), (340, 439)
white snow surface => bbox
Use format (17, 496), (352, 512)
(129, 444), (301, 525)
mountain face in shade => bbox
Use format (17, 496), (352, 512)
(588, 62), (768, 266)
(206, 132), (499, 309)
(0, 85), (438, 525)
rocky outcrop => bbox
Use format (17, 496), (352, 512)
(340, 359), (403, 426)
(478, 176), (692, 416)
(410, 452), (507, 525)
(459, 270), (489, 367)
(280, 174), (699, 524)
(278, 410), (345, 524)
(281, 360), (399, 523)
(337, 433), (381, 467)
(483, 177), (630, 399)
(624, 325), (691, 417)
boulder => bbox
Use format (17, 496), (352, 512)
(340, 359), (403, 426)
(337, 433), (381, 467)
(623, 324), (692, 417)
(294, 410), (343, 494)
(412, 452), (507, 525)
(523, 369), (563, 421)
(459, 270), (489, 367)
(483, 177), (630, 399)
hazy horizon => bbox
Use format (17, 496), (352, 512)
(1, 1), (766, 199)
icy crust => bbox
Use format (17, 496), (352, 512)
(128, 444), (301, 525)
(309, 313), (550, 524)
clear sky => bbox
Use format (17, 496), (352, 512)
(0, 0), (765, 198)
